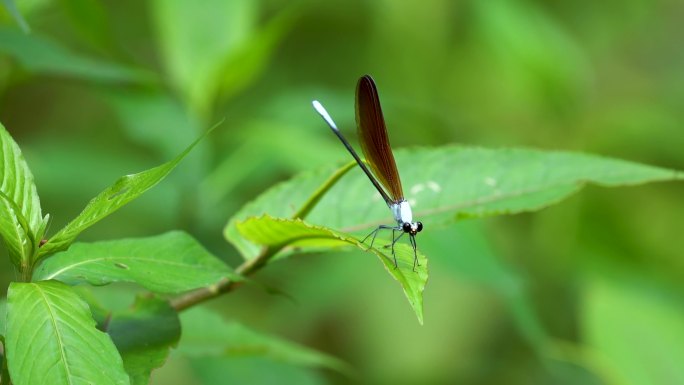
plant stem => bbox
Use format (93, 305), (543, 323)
(169, 244), (280, 311)
(171, 162), (356, 311)
(0, 338), (10, 385)
(19, 262), (31, 283)
(169, 162), (356, 311)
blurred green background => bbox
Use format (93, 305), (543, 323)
(1, 0), (684, 384)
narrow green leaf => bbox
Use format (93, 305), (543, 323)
(1, 0), (30, 32)
(37, 129), (212, 260)
(0, 26), (153, 83)
(0, 120), (45, 266)
(179, 307), (352, 375)
(106, 295), (181, 385)
(237, 215), (428, 324)
(34, 231), (238, 293)
(6, 281), (129, 385)
(225, 146), (680, 260)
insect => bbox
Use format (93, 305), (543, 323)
(312, 75), (423, 271)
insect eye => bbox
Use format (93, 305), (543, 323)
(402, 222), (412, 232)
(416, 222), (423, 232)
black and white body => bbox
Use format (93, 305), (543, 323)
(312, 75), (423, 270)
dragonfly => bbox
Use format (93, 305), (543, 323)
(312, 75), (423, 271)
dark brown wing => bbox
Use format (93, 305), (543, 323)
(355, 75), (404, 202)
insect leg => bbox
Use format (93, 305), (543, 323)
(390, 230), (405, 268)
(361, 227), (380, 250)
(361, 224), (396, 251)
(409, 234), (419, 271)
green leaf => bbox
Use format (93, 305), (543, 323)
(189, 357), (328, 385)
(236, 215), (428, 324)
(0, 120), (46, 266)
(179, 307), (351, 375)
(224, 164), (343, 260)
(1, 0), (30, 32)
(59, 0), (116, 52)
(37, 128), (212, 260)
(105, 295), (181, 385)
(105, 90), (201, 160)
(214, 4), (299, 102)
(431, 221), (548, 349)
(0, 298), (6, 337)
(152, 0), (256, 115)
(0, 26), (153, 83)
(471, 0), (590, 112)
(5, 281), (129, 385)
(582, 276), (684, 385)
(34, 231), (238, 293)
(225, 146), (680, 260)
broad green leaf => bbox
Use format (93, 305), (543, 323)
(0, 120), (46, 266)
(236, 215), (428, 324)
(6, 281), (129, 385)
(37, 129), (211, 260)
(225, 146), (680, 260)
(0, 26), (153, 83)
(34, 231), (238, 293)
(179, 307), (351, 375)
(1, 0), (30, 32)
(582, 276), (684, 385)
(106, 296), (181, 385)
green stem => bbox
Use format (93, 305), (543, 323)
(19, 259), (34, 283)
(0, 337), (10, 384)
(292, 161), (356, 219)
(169, 244), (282, 311)
(170, 162), (356, 311)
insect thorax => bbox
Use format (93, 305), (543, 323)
(391, 200), (413, 225)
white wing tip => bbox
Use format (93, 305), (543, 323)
(311, 100), (337, 130)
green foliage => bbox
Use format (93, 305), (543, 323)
(189, 357), (328, 385)
(179, 307), (351, 375)
(5, 281), (129, 385)
(227, 146), (678, 258)
(0, 0), (29, 32)
(582, 275), (684, 385)
(1, 103), (682, 383)
(34, 231), (238, 292)
(105, 296), (181, 385)
(237, 215), (428, 324)
(0, 121), (46, 268)
(0, 1), (683, 383)
(151, 0), (295, 117)
(0, 27), (153, 83)
(225, 146), (678, 323)
(36, 128), (213, 261)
